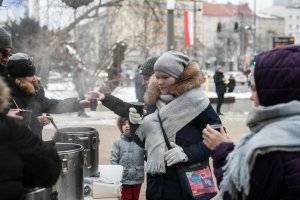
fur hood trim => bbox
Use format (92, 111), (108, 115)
(144, 62), (204, 105)
(0, 78), (10, 112)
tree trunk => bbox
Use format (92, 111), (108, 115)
(98, 41), (127, 93)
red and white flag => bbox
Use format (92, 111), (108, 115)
(184, 10), (194, 46)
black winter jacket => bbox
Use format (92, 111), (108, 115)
(0, 113), (61, 200)
(213, 71), (227, 94)
(146, 103), (220, 200)
(9, 83), (80, 137)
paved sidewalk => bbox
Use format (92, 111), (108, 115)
(43, 109), (250, 200)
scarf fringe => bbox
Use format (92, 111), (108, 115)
(217, 133), (254, 200)
(146, 161), (166, 175)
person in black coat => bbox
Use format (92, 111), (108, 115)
(227, 74), (236, 93)
(0, 78), (61, 200)
(213, 66), (227, 115)
(6, 53), (91, 137)
(134, 64), (145, 102)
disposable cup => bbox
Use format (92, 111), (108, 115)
(90, 98), (98, 111)
(130, 102), (144, 116)
(210, 124), (222, 132)
(19, 109), (32, 127)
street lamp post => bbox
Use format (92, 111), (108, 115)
(167, 0), (175, 50)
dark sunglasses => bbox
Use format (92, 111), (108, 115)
(0, 49), (12, 58)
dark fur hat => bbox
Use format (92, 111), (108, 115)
(7, 53), (36, 78)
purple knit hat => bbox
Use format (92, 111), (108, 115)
(254, 45), (300, 106)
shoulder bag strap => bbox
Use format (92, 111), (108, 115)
(157, 111), (172, 150)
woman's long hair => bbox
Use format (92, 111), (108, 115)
(15, 77), (35, 95)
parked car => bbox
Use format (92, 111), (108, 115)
(224, 71), (247, 85)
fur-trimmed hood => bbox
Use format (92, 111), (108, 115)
(144, 62), (204, 105)
(0, 78), (10, 112)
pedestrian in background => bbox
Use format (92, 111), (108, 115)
(213, 66), (227, 115)
(203, 45), (300, 200)
(227, 74), (236, 93)
(110, 116), (145, 200)
(134, 64), (145, 102)
(129, 51), (221, 200)
(139, 56), (159, 88)
(72, 61), (90, 117)
(0, 78), (61, 200)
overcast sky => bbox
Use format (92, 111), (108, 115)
(215, 0), (273, 12)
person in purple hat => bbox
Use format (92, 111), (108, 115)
(202, 45), (300, 200)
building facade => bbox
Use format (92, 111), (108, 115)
(261, 5), (300, 43)
(202, 2), (253, 70)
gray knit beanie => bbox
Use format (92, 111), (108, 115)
(140, 56), (159, 76)
(154, 51), (190, 78)
(0, 27), (12, 49)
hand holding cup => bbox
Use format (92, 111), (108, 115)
(19, 109), (32, 127)
(130, 102), (144, 116)
(202, 124), (231, 150)
(86, 91), (104, 111)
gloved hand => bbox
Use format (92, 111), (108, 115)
(129, 107), (143, 124)
(164, 142), (189, 166)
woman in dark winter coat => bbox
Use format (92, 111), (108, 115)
(213, 67), (227, 115)
(203, 45), (300, 200)
(6, 53), (91, 137)
(129, 51), (221, 200)
(0, 78), (61, 200)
